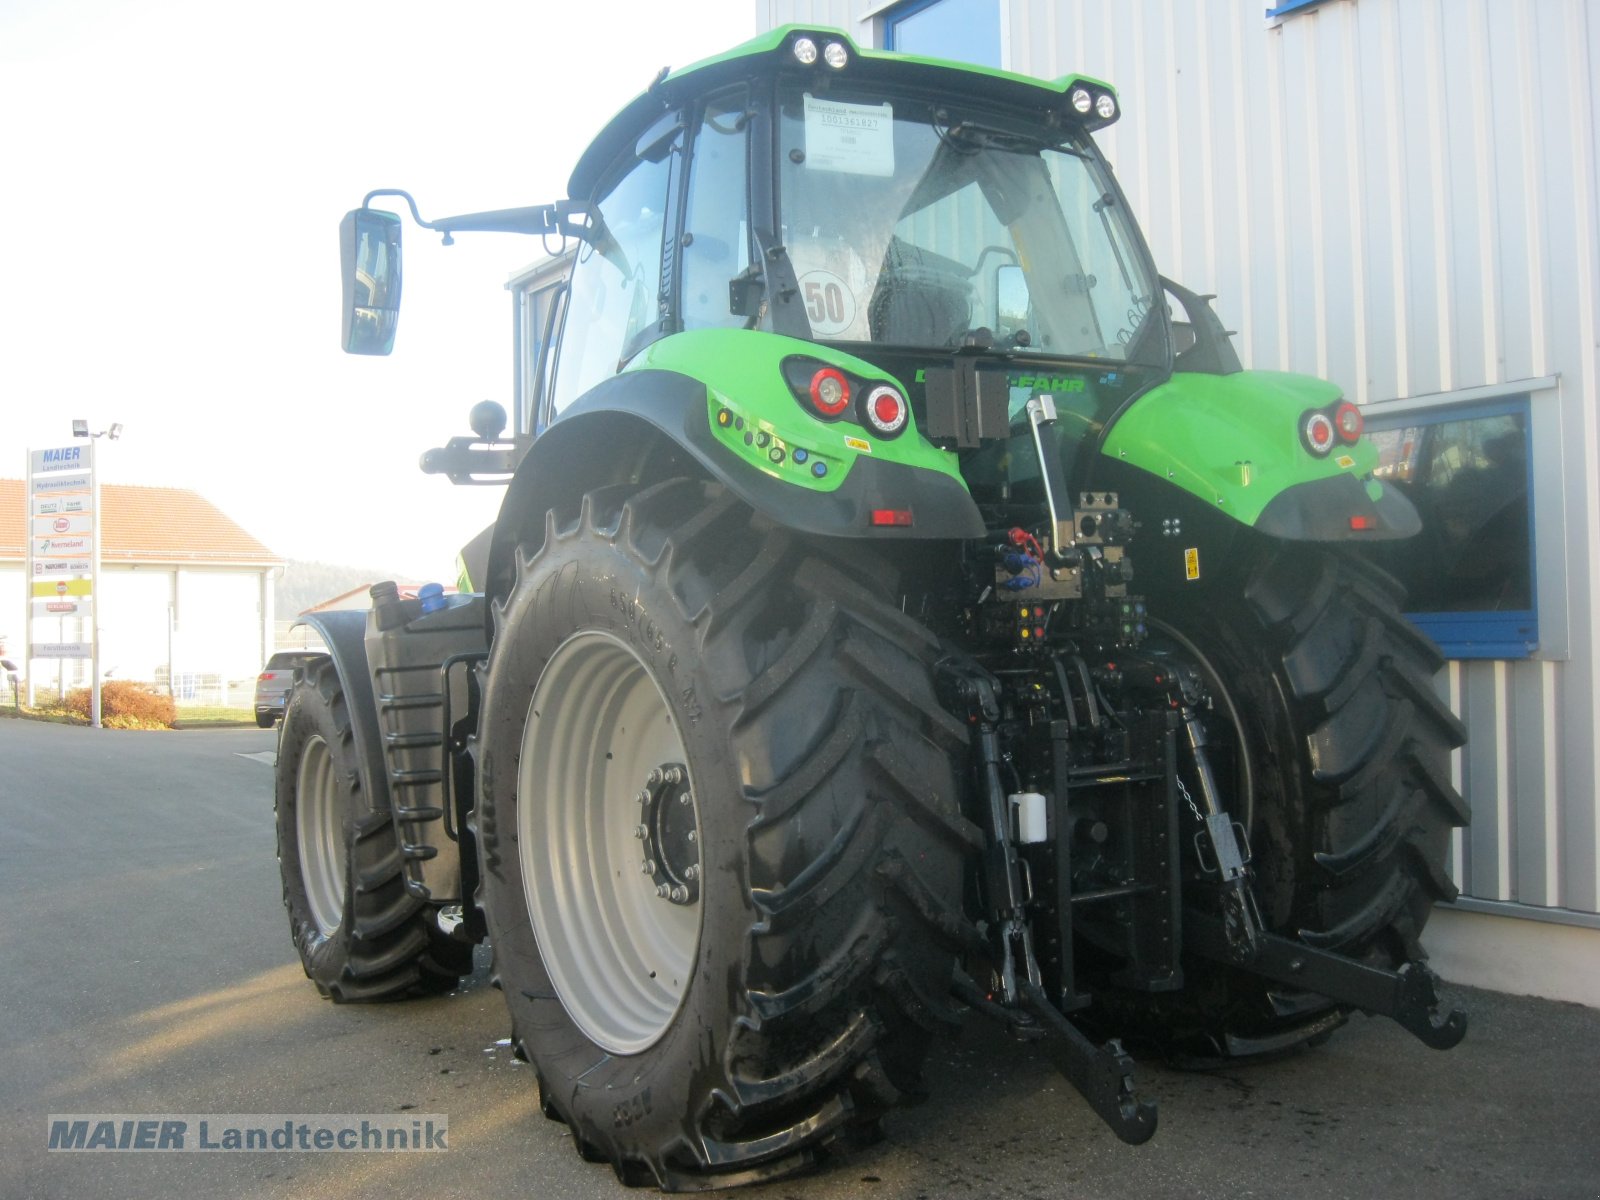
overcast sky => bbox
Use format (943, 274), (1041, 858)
(1, 0), (756, 580)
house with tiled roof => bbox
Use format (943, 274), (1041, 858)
(1, 480), (283, 702)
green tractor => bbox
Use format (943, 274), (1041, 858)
(277, 26), (1468, 1189)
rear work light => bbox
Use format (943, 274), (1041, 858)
(862, 384), (908, 437)
(809, 368), (851, 417)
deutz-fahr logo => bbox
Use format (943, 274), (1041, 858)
(1010, 373), (1087, 393)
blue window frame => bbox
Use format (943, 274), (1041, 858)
(1265, 0), (1333, 17)
(1361, 397), (1538, 659)
(884, 0), (1001, 68)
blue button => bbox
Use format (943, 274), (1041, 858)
(811, 461), (827, 478)
(793, 448), (809, 463)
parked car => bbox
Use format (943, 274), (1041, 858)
(254, 652), (321, 728)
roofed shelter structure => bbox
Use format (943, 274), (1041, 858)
(0, 480), (283, 703)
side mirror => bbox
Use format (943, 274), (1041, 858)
(340, 208), (403, 355)
(996, 264), (1030, 338)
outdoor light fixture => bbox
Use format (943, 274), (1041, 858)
(71, 419), (124, 440)
(1071, 87), (1094, 114)
(792, 36), (818, 65)
(823, 40), (849, 69)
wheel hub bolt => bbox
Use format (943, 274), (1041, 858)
(665, 766), (683, 784)
(687, 830), (697, 843)
(669, 884), (688, 903)
(685, 865), (699, 880)
(636, 789), (649, 805)
(655, 883), (670, 898)
(679, 790), (692, 806)
(647, 767), (664, 786)
(634, 824), (648, 840)
(641, 860), (656, 875)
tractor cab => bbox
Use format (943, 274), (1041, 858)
(536, 28), (1182, 494)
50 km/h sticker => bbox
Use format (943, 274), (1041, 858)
(1184, 547), (1201, 581)
(798, 270), (856, 337)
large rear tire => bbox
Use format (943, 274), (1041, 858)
(474, 480), (975, 1188)
(1128, 542), (1468, 1060)
(275, 659), (474, 1001)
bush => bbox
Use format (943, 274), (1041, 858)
(62, 681), (177, 729)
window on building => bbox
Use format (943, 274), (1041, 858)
(1265, 0), (1334, 18)
(884, 0), (1001, 68)
(519, 270), (567, 434)
(1361, 396), (1537, 659)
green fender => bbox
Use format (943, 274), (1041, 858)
(1101, 370), (1419, 541)
(483, 329), (984, 602)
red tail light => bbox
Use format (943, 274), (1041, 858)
(1334, 401), (1364, 442)
(862, 384), (908, 437)
(808, 368), (851, 417)
(1301, 411), (1336, 456)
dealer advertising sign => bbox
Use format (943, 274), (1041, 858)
(25, 444), (96, 661)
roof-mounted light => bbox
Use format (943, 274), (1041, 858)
(1070, 87), (1093, 115)
(793, 36), (818, 65)
(1095, 93), (1117, 121)
(824, 41), (849, 69)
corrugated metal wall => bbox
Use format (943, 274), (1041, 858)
(759, 0), (1600, 920)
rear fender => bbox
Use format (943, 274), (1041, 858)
(485, 342), (985, 603)
(1101, 370), (1419, 542)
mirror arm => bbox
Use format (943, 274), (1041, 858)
(361, 189), (595, 246)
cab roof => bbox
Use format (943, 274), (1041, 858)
(568, 25), (1117, 199)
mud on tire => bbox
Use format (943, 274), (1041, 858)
(276, 659), (473, 1001)
(1126, 542), (1468, 1060)
(474, 479), (977, 1188)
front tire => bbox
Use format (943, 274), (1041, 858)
(475, 480), (975, 1188)
(275, 659), (473, 1001)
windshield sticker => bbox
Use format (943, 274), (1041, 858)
(803, 94), (894, 177)
(798, 269), (857, 337)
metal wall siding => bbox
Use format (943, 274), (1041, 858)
(764, 0), (1600, 918)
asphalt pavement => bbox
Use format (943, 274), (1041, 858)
(1, 719), (1596, 1200)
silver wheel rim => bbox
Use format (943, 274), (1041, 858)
(519, 631), (701, 1055)
(296, 733), (347, 938)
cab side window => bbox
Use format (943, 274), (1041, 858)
(551, 152), (674, 415)
(680, 91), (750, 331)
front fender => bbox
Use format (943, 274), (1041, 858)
(287, 611), (390, 814)
(1102, 370), (1419, 541)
